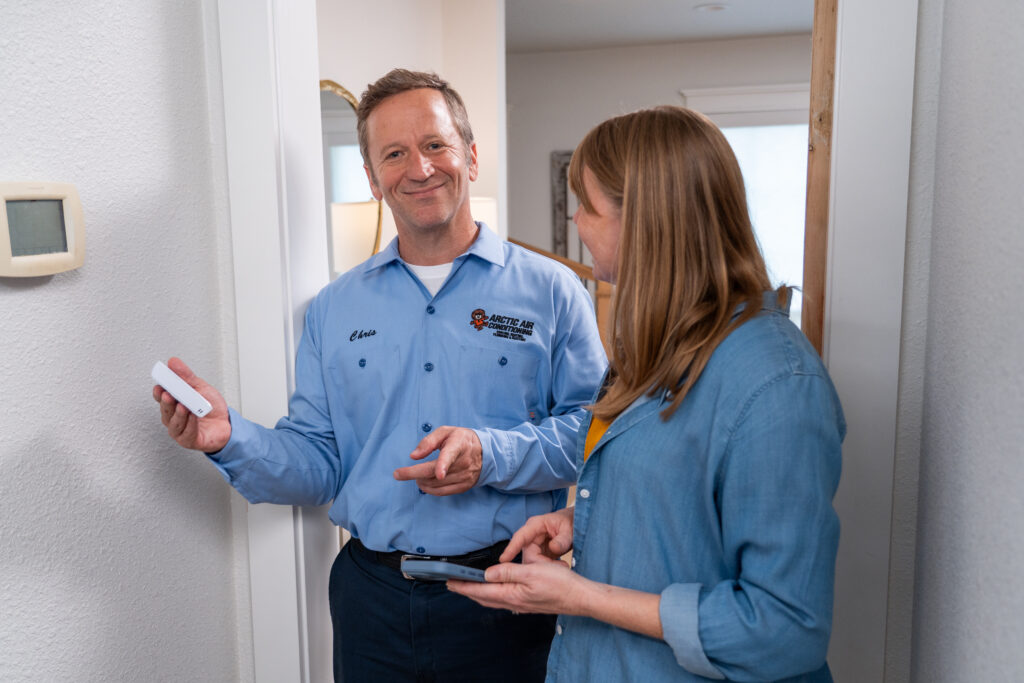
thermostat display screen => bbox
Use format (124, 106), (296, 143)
(1, 182), (85, 276)
(7, 199), (68, 256)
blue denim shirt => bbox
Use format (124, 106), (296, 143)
(546, 292), (845, 682)
(208, 226), (607, 555)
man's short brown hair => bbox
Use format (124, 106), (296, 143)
(357, 69), (475, 177)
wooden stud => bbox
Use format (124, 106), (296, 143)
(802, 0), (838, 354)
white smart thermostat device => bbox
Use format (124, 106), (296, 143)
(0, 181), (85, 277)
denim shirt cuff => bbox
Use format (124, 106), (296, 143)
(660, 583), (725, 679)
(472, 427), (499, 487)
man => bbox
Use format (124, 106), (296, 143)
(154, 69), (606, 681)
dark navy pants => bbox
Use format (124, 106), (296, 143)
(329, 539), (556, 682)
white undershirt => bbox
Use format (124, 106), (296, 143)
(405, 262), (453, 297)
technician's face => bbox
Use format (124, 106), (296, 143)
(573, 168), (622, 284)
(364, 88), (478, 236)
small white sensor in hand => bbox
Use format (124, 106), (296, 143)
(151, 361), (213, 418)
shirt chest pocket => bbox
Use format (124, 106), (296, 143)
(326, 345), (401, 445)
(457, 344), (543, 429)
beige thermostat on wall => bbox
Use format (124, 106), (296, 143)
(0, 181), (85, 276)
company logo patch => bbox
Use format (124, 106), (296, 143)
(470, 309), (489, 331)
(469, 308), (535, 342)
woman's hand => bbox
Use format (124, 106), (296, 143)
(499, 507), (575, 563)
(450, 507), (585, 615)
(448, 555), (591, 616)
(453, 504), (665, 639)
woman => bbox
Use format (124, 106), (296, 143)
(450, 107), (845, 682)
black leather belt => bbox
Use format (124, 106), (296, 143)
(352, 537), (511, 574)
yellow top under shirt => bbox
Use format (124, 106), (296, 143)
(583, 415), (610, 462)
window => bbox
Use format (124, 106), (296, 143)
(721, 124), (808, 326)
(682, 84), (810, 327)
(328, 144), (372, 204)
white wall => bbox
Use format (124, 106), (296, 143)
(907, 0), (1024, 678)
(442, 0), (508, 233)
(0, 2), (251, 682)
(316, 0), (507, 239)
(317, 0), (444, 94)
(506, 34), (812, 249)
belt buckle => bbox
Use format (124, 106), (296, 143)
(400, 553), (432, 580)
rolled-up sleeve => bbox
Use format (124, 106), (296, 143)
(660, 583), (725, 679)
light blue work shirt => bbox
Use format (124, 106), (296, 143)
(547, 292), (845, 682)
(210, 226), (607, 555)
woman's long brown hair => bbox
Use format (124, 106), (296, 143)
(569, 107), (784, 422)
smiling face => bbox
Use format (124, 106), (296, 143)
(574, 167), (623, 284)
(364, 88), (478, 247)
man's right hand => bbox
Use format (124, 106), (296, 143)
(152, 357), (231, 453)
(499, 507), (575, 563)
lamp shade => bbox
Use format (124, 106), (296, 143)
(331, 201), (380, 273)
(378, 200), (398, 248)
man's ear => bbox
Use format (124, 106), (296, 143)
(467, 143), (479, 182)
(365, 165), (383, 201)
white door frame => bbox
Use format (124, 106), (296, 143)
(215, 0), (921, 680)
(824, 1), (918, 681)
(215, 0), (335, 681)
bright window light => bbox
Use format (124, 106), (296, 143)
(721, 124), (808, 327)
(329, 145), (373, 203)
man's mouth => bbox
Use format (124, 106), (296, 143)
(402, 183), (446, 198)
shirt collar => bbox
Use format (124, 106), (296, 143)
(760, 289), (792, 316)
(730, 289), (792, 320)
(361, 221), (505, 273)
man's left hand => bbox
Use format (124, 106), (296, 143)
(393, 426), (483, 496)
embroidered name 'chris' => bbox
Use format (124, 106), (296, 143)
(350, 329), (377, 342)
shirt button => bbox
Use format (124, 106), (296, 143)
(498, 356), (508, 366)
(424, 362), (434, 372)
(571, 556), (577, 568)
(358, 358), (366, 367)
(426, 305), (435, 314)
(556, 623), (563, 635)
(578, 488), (591, 499)
(416, 546), (426, 554)
(422, 423), (432, 433)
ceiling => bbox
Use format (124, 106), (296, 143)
(505, 0), (814, 53)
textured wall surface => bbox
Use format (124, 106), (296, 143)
(910, 0), (1024, 679)
(0, 2), (247, 681)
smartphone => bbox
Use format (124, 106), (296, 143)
(400, 558), (487, 582)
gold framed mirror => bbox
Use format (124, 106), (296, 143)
(319, 79), (382, 278)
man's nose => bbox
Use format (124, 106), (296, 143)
(406, 150), (434, 180)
